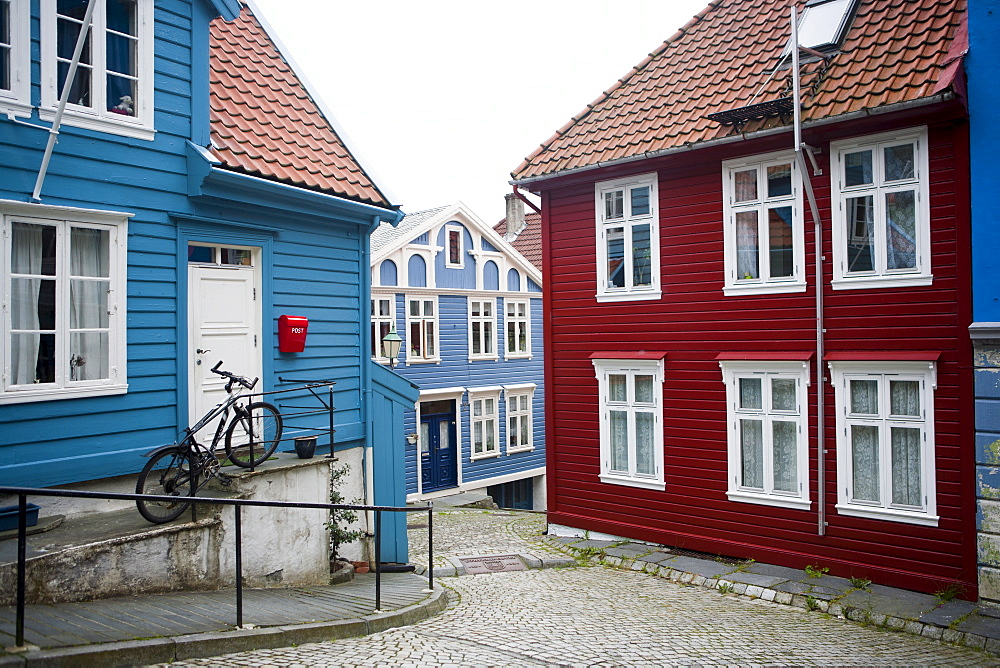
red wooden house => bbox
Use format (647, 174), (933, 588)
(511, 0), (974, 596)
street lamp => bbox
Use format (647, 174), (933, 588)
(381, 325), (402, 369)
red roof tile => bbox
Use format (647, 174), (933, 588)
(512, 0), (965, 182)
(209, 6), (392, 208)
(494, 211), (543, 271)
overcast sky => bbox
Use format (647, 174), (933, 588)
(249, 0), (708, 224)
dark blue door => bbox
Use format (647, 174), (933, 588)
(420, 400), (457, 492)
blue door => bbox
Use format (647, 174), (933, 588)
(420, 400), (457, 492)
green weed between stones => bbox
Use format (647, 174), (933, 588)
(849, 576), (872, 590)
(805, 564), (830, 578)
(934, 582), (967, 604)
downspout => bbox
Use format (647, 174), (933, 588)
(791, 5), (827, 537)
(33, 0), (97, 202)
(361, 214), (379, 555)
(512, 185), (542, 215)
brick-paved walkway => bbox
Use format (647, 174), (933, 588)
(159, 508), (999, 667)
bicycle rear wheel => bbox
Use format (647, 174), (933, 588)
(136, 448), (198, 524)
(224, 401), (282, 468)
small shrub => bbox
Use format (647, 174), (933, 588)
(805, 564), (829, 578)
(325, 464), (367, 559)
(805, 595), (821, 611)
(934, 582), (967, 604)
(718, 582), (734, 594)
(849, 576), (872, 590)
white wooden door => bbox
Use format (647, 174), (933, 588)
(189, 263), (260, 441)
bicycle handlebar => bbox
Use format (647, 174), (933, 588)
(210, 361), (259, 390)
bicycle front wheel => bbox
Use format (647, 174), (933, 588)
(136, 448), (198, 524)
(224, 402), (282, 468)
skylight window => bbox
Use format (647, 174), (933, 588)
(784, 0), (858, 57)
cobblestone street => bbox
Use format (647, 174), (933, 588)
(157, 509), (999, 667)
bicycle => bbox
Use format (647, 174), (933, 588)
(135, 361), (283, 524)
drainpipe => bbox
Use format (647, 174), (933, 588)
(790, 5), (827, 537)
(33, 0), (97, 202)
(512, 185), (541, 215)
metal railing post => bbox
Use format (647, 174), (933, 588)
(427, 503), (434, 590)
(374, 510), (382, 611)
(327, 383), (335, 458)
(15, 494), (27, 647)
(235, 504), (243, 628)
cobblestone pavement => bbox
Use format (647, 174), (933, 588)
(156, 509), (998, 667)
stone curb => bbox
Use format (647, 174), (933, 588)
(411, 552), (575, 578)
(542, 536), (1000, 657)
(2, 584), (448, 667)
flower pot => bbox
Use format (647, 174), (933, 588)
(0, 504), (40, 532)
(351, 560), (370, 574)
(294, 436), (317, 459)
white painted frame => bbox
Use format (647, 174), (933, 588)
(719, 360), (811, 510)
(721, 151), (806, 296)
(0, 0), (31, 117)
(829, 360), (938, 526)
(503, 383), (535, 454)
(830, 127), (932, 290)
(404, 295), (439, 364)
(594, 173), (661, 303)
(467, 297), (498, 361)
(469, 386), (501, 460)
(39, 0), (156, 140)
(503, 298), (531, 359)
(1, 200), (130, 403)
(592, 358), (665, 490)
(370, 294), (394, 363)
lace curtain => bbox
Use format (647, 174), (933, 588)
(70, 227), (110, 381)
(850, 378), (922, 505)
(11, 224), (44, 385)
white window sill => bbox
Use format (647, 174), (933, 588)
(723, 281), (807, 297)
(596, 290), (662, 303)
(0, 383), (128, 405)
(835, 503), (939, 526)
(405, 358), (441, 365)
(727, 490), (811, 510)
(0, 100), (34, 119)
(506, 446), (534, 455)
(38, 108), (155, 142)
(468, 355), (500, 362)
(446, 262), (464, 269)
(470, 451), (501, 461)
(831, 274), (933, 291)
(504, 353), (532, 360)
(599, 473), (665, 491)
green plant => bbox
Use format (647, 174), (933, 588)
(849, 576), (872, 590)
(734, 558), (756, 573)
(933, 582), (967, 604)
(804, 564), (829, 578)
(805, 595), (821, 611)
(325, 464), (367, 559)
(717, 582), (734, 594)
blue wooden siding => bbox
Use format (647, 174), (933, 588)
(528, 278), (541, 293)
(380, 259), (397, 285)
(411, 232), (429, 245)
(507, 269), (521, 291)
(434, 223), (477, 290)
(407, 254), (427, 287)
(483, 261), (499, 290)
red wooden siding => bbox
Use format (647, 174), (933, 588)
(541, 110), (975, 596)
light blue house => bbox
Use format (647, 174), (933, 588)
(370, 201), (546, 509)
(0, 1), (416, 561)
(969, 0), (1000, 602)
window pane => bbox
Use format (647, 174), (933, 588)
(606, 227), (625, 288)
(11, 278), (55, 329)
(845, 196), (874, 273)
(425, 322), (435, 356)
(409, 322), (422, 356)
(471, 301), (481, 317)
(605, 190), (624, 220)
(884, 143), (915, 181)
(850, 380), (878, 414)
(220, 248), (251, 266)
(509, 416), (517, 447)
(484, 321), (493, 354)
(473, 399), (482, 417)
(518, 323), (527, 352)
(449, 230), (460, 264)
(851, 425), (880, 502)
(71, 228), (110, 277)
(1, 2), (10, 91)
(70, 331), (109, 380)
(734, 169), (758, 202)
(890, 427), (921, 506)
(485, 398), (494, 415)
(409, 300), (419, 317)
(767, 206), (794, 278)
(740, 419), (764, 489)
(187, 244), (213, 263)
(610, 410), (629, 472)
(771, 378), (796, 411)
(772, 420), (798, 492)
(483, 301), (492, 317)
(609, 374), (627, 402)
(507, 322), (516, 353)
(520, 412), (529, 445)
(766, 163), (792, 198)
(70, 279), (109, 328)
(12, 223), (56, 275)
(473, 421), (483, 454)
(472, 322), (481, 354)
(632, 223), (651, 287)
(735, 211), (759, 280)
(438, 420), (451, 450)
(885, 190), (916, 270)
(379, 299), (391, 316)
(634, 375), (654, 403)
(739, 377), (762, 410)
(486, 418), (495, 451)
(635, 412), (655, 475)
(889, 380), (920, 417)
(844, 149), (873, 186)
(12, 333), (55, 384)
(423, 300), (434, 316)
(517, 303), (526, 317)
(630, 186), (650, 216)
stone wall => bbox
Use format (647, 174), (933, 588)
(976, 337), (1000, 603)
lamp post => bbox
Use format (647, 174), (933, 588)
(381, 325), (402, 369)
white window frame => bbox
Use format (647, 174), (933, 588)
(722, 152), (806, 296)
(0, 0), (31, 117)
(829, 360), (938, 526)
(404, 296), (439, 364)
(592, 358), (665, 490)
(370, 295), (394, 363)
(719, 360), (811, 509)
(503, 298), (530, 359)
(1, 200), (129, 403)
(469, 388), (501, 460)
(445, 223), (464, 269)
(831, 127), (931, 289)
(468, 297), (497, 361)
(504, 383), (535, 454)
(595, 173), (661, 303)
(39, 0), (156, 140)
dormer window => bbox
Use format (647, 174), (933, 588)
(784, 0), (859, 58)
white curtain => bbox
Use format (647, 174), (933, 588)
(69, 227), (110, 381)
(610, 410), (628, 473)
(772, 421), (797, 492)
(890, 380), (922, 505)
(11, 224), (43, 385)
(635, 412), (654, 475)
(852, 425), (880, 501)
(740, 419), (764, 489)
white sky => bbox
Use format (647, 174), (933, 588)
(250, 0), (708, 224)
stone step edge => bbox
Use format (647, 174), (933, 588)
(411, 552), (576, 578)
(541, 536), (1000, 657)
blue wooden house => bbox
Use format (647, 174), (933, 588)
(0, 1), (416, 560)
(370, 200), (546, 509)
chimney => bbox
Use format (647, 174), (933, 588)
(504, 193), (526, 241)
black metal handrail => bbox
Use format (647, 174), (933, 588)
(0, 486), (433, 648)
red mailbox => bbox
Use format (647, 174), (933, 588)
(278, 315), (309, 352)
